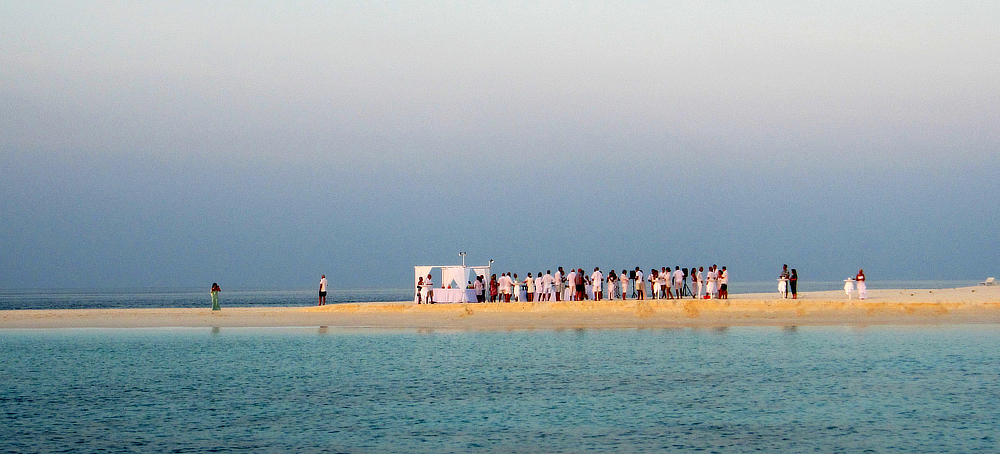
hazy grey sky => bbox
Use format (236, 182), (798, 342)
(3, 1), (998, 288)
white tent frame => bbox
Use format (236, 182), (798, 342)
(414, 265), (492, 303)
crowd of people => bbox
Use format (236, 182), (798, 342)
(415, 266), (730, 303)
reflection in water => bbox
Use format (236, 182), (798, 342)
(211, 326), (220, 335)
(318, 326), (328, 335)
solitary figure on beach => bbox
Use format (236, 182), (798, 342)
(319, 275), (328, 306)
(211, 283), (221, 311)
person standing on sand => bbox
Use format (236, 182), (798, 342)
(424, 274), (434, 303)
(541, 270), (554, 301)
(789, 269), (798, 299)
(489, 274), (499, 302)
(673, 267), (683, 299)
(719, 266), (729, 299)
(318, 275), (328, 306)
(474, 275), (485, 303)
(779, 265), (790, 298)
(591, 267), (603, 301)
(635, 267), (645, 300)
(554, 267), (564, 301)
(501, 273), (513, 302)
(620, 270), (629, 300)
(565, 268), (577, 301)
(416, 276), (424, 304)
(211, 283), (221, 311)
(856, 269), (867, 300)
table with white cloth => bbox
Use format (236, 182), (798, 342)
(431, 288), (478, 303)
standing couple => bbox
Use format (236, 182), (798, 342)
(778, 264), (798, 299)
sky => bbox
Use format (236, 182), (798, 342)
(2, 1), (998, 289)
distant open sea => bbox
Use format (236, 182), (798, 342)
(2, 326), (999, 452)
(0, 280), (980, 310)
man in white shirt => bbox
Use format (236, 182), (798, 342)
(635, 267), (645, 300)
(424, 274), (434, 304)
(591, 267), (603, 301)
(673, 267), (684, 299)
(695, 267), (705, 299)
(719, 267), (729, 299)
(319, 275), (328, 306)
(566, 269), (577, 301)
(541, 271), (554, 301)
(500, 273), (513, 302)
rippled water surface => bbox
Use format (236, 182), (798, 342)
(2, 326), (999, 452)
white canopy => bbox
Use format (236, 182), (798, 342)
(414, 265), (491, 302)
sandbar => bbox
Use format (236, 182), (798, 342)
(2, 286), (1000, 330)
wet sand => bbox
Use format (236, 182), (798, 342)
(2, 286), (1000, 330)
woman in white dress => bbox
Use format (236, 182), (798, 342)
(525, 273), (535, 302)
(620, 270), (629, 300)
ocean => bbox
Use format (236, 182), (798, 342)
(0, 280), (979, 310)
(2, 326), (998, 452)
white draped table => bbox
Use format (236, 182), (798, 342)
(431, 288), (478, 303)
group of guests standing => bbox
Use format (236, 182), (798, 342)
(477, 265), (729, 302)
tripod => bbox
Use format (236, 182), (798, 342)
(681, 283), (692, 298)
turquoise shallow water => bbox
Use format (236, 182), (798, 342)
(2, 326), (999, 452)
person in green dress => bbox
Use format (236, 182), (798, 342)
(211, 283), (221, 311)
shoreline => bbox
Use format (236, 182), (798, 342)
(2, 286), (999, 330)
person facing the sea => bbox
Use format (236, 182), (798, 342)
(591, 267), (603, 301)
(554, 267), (564, 301)
(635, 267), (645, 300)
(538, 270), (553, 301)
(856, 269), (867, 300)
(210, 283), (221, 311)
(318, 275), (327, 306)
(673, 266), (684, 299)
(489, 274), (498, 302)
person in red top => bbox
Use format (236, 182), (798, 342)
(856, 269), (867, 300)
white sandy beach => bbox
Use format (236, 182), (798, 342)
(2, 286), (1000, 330)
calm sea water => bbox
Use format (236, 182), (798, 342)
(2, 326), (999, 452)
(0, 280), (978, 310)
